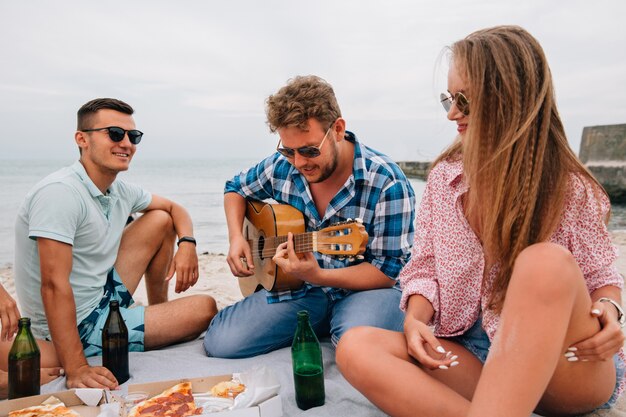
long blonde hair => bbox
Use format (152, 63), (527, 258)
(434, 26), (606, 311)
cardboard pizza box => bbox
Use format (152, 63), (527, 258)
(0, 374), (282, 417)
(0, 389), (105, 417)
(128, 375), (283, 417)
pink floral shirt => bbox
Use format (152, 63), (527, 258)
(400, 158), (623, 341)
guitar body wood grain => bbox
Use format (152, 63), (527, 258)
(239, 200), (306, 297)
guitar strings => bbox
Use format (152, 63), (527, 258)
(249, 234), (315, 258)
(246, 225), (360, 259)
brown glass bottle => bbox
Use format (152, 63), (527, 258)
(102, 300), (129, 384)
(8, 317), (40, 399)
(291, 310), (325, 410)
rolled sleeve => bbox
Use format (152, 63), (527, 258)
(368, 180), (415, 279)
(557, 176), (623, 292)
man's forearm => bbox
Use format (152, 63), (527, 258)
(42, 285), (88, 373)
(315, 262), (395, 290)
(169, 202), (194, 238)
(224, 192), (247, 241)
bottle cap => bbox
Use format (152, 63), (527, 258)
(297, 310), (309, 319)
(109, 300), (120, 308)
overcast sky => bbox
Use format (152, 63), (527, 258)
(1, 0), (625, 162)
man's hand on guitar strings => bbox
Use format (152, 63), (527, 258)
(273, 232), (321, 284)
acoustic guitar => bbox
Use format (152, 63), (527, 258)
(238, 200), (368, 297)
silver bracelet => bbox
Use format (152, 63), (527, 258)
(598, 297), (626, 328)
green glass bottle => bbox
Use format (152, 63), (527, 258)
(8, 317), (40, 399)
(102, 300), (129, 384)
(291, 310), (325, 410)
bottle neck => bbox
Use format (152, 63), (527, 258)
(17, 320), (31, 335)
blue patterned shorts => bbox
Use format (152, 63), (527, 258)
(77, 268), (146, 357)
(450, 318), (624, 410)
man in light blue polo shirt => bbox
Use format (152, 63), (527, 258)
(8, 98), (217, 389)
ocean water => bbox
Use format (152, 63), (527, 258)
(0, 158), (426, 266)
(2, 158), (625, 266)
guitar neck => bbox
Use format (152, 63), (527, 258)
(249, 232), (317, 256)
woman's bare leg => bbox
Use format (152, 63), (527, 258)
(469, 243), (616, 417)
(337, 327), (483, 417)
(0, 338), (60, 369)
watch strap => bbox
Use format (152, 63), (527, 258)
(177, 236), (197, 247)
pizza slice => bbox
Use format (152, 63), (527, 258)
(127, 382), (202, 417)
(8, 402), (81, 417)
(210, 380), (246, 399)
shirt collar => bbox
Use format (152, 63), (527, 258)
(70, 160), (115, 198)
(345, 131), (366, 183)
(444, 157), (467, 194)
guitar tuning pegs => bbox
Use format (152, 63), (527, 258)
(356, 255), (364, 260)
(355, 218), (363, 224)
(348, 256), (355, 262)
(346, 218), (352, 222)
(338, 257), (346, 261)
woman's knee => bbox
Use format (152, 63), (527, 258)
(511, 242), (582, 299)
(336, 326), (382, 373)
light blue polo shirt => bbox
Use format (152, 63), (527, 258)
(14, 161), (151, 339)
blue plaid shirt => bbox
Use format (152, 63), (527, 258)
(225, 131), (415, 303)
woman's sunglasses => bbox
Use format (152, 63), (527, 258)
(440, 92), (470, 116)
(81, 126), (144, 145)
(276, 122), (334, 159)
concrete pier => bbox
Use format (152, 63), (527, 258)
(579, 123), (626, 203)
(396, 161), (430, 180)
(398, 124), (626, 203)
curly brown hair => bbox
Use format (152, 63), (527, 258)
(265, 75), (341, 132)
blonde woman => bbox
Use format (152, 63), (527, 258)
(337, 26), (625, 416)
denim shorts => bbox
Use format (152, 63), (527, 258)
(77, 268), (146, 357)
(450, 318), (624, 410)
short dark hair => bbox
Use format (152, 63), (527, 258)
(77, 98), (134, 130)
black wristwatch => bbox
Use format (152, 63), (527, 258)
(177, 236), (197, 247)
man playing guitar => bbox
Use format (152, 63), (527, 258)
(203, 75), (415, 358)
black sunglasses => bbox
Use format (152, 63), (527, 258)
(276, 122), (334, 159)
(81, 126), (143, 145)
(440, 92), (470, 116)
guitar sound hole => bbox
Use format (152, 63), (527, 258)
(258, 236), (265, 259)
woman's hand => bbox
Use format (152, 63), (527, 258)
(404, 313), (459, 370)
(567, 300), (626, 361)
(0, 285), (20, 341)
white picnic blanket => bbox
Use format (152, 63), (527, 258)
(40, 339), (626, 416)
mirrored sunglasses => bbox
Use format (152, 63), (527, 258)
(81, 126), (143, 145)
(440, 92), (470, 116)
(276, 123), (333, 159)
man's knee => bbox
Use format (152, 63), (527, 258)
(189, 295), (217, 330)
(203, 317), (248, 359)
(136, 210), (175, 236)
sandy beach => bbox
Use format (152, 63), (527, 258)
(3, 231), (626, 311)
(0, 251), (242, 313)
